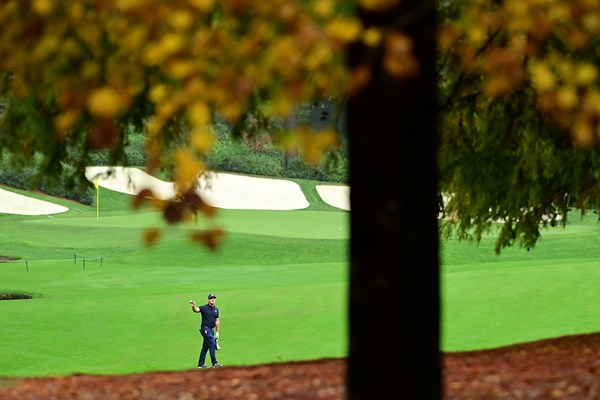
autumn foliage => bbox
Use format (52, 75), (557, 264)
(3, 0), (600, 252)
(440, 0), (600, 146)
(438, 0), (600, 252)
(0, 0), (362, 243)
(0, 0), (358, 173)
(0, 0), (426, 246)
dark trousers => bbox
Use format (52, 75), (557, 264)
(198, 326), (218, 366)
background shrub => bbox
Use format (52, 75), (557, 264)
(0, 103), (348, 200)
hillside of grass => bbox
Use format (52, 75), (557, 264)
(1, 182), (599, 378)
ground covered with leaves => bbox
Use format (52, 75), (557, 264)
(1, 333), (598, 399)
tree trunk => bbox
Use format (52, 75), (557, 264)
(346, 2), (440, 398)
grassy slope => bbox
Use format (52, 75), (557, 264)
(441, 212), (600, 351)
(1, 180), (600, 377)
(0, 184), (349, 377)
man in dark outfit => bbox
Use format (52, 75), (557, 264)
(189, 293), (222, 368)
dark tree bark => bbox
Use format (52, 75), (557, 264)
(346, 2), (440, 398)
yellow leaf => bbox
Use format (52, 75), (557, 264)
(557, 60), (575, 82)
(33, 0), (53, 15)
(313, 0), (334, 17)
(383, 34), (419, 78)
(556, 86), (578, 110)
(61, 38), (81, 59)
(116, 0), (144, 10)
(304, 46), (331, 71)
(573, 120), (594, 147)
(174, 149), (205, 191)
(267, 95), (293, 118)
(529, 61), (555, 91)
(123, 26), (147, 51)
(483, 75), (512, 98)
(87, 87), (122, 118)
(170, 10), (194, 31)
(187, 102), (211, 126)
(438, 24), (459, 51)
(32, 35), (59, 62)
(157, 103), (176, 119)
(188, 0), (214, 12)
(82, 62), (100, 80)
(582, 90), (600, 115)
(190, 127), (215, 154)
(147, 119), (163, 137)
(167, 59), (195, 79)
(296, 128), (338, 166)
(220, 103), (244, 122)
(150, 85), (168, 103)
(359, 0), (400, 11)
(144, 44), (163, 65)
(505, 0), (528, 17)
(68, 3), (84, 19)
(575, 62), (598, 86)
(160, 33), (185, 55)
(582, 13), (600, 34)
(362, 28), (382, 47)
(467, 27), (486, 44)
(54, 110), (79, 135)
(325, 17), (362, 43)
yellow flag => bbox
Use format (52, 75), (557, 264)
(95, 178), (99, 221)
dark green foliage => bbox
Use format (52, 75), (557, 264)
(88, 129), (148, 167)
(436, 0), (600, 254)
(205, 138), (348, 183)
(438, 84), (600, 253)
(0, 93), (347, 203)
(0, 152), (94, 204)
(0, 122), (347, 203)
(283, 149), (348, 183)
(206, 139), (284, 177)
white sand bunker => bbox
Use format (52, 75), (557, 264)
(316, 185), (350, 211)
(0, 167), (350, 215)
(0, 187), (69, 215)
(85, 166), (311, 210)
(197, 172), (310, 210)
(85, 166), (176, 201)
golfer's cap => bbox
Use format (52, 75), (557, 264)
(208, 293), (217, 299)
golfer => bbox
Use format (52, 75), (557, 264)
(189, 293), (222, 368)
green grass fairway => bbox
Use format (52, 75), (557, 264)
(441, 212), (600, 351)
(1, 183), (600, 378)
(0, 185), (348, 377)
